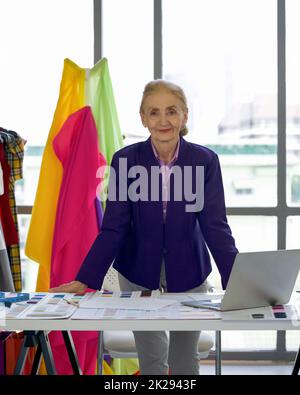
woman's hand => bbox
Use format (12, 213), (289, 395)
(49, 280), (87, 294)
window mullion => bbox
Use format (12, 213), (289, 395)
(154, 0), (162, 79)
(94, 0), (102, 63)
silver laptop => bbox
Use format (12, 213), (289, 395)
(181, 250), (300, 311)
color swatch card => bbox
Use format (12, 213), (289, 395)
(2, 292), (48, 319)
(79, 291), (177, 310)
(221, 307), (274, 321)
(3, 293), (80, 319)
(0, 292), (30, 307)
(272, 305), (288, 319)
(221, 304), (300, 321)
(93, 290), (161, 298)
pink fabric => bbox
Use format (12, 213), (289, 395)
(50, 106), (106, 374)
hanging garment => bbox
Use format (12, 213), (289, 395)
(0, 128), (26, 291)
(25, 57), (123, 373)
(49, 106), (106, 375)
(0, 144), (19, 290)
(0, 129), (25, 191)
(51, 106), (106, 286)
(87, 57), (123, 166)
(0, 144), (18, 247)
(0, 222), (15, 291)
(25, 59), (85, 291)
(0, 160), (14, 291)
(0, 162), (3, 195)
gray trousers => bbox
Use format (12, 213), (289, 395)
(118, 262), (209, 375)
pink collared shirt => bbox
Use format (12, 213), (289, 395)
(151, 138), (180, 222)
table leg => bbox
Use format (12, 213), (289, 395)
(14, 330), (39, 375)
(13, 339), (29, 375)
(30, 343), (42, 375)
(37, 331), (57, 375)
(61, 331), (82, 375)
(97, 331), (104, 375)
(215, 331), (222, 375)
(292, 346), (300, 375)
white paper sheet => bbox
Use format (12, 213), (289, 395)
(79, 292), (177, 310)
(156, 292), (224, 301)
(19, 303), (77, 319)
(71, 304), (222, 320)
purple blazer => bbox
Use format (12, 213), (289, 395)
(76, 137), (238, 292)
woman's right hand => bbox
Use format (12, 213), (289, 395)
(49, 280), (87, 294)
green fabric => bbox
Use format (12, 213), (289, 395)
(87, 57), (124, 167)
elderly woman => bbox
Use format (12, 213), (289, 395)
(50, 80), (238, 375)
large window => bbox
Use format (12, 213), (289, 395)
(286, 216), (300, 351)
(163, 0), (277, 207)
(286, 0), (300, 207)
(19, 215), (38, 292)
(1, 0), (299, 358)
(162, 0), (279, 353)
(102, 0), (154, 144)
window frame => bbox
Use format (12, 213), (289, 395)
(17, 0), (298, 361)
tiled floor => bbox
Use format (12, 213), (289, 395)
(199, 361), (295, 375)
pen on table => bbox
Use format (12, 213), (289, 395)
(63, 299), (79, 307)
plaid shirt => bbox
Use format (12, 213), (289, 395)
(0, 127), (26, 291)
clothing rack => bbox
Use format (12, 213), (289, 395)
(0, 126), (25, 291)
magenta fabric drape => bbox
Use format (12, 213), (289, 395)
(50, 106), (106, 374)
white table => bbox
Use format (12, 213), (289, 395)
(2, 316), (300, 331)
(1, 293), (300, 375)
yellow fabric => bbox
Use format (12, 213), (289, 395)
(25, 59), (85, 291)
(38, 358), (47, 375)
(102, 360), (114, 375)
(111, 359), (139, 375)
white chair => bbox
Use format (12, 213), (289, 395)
(97, 265), (215, 375)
